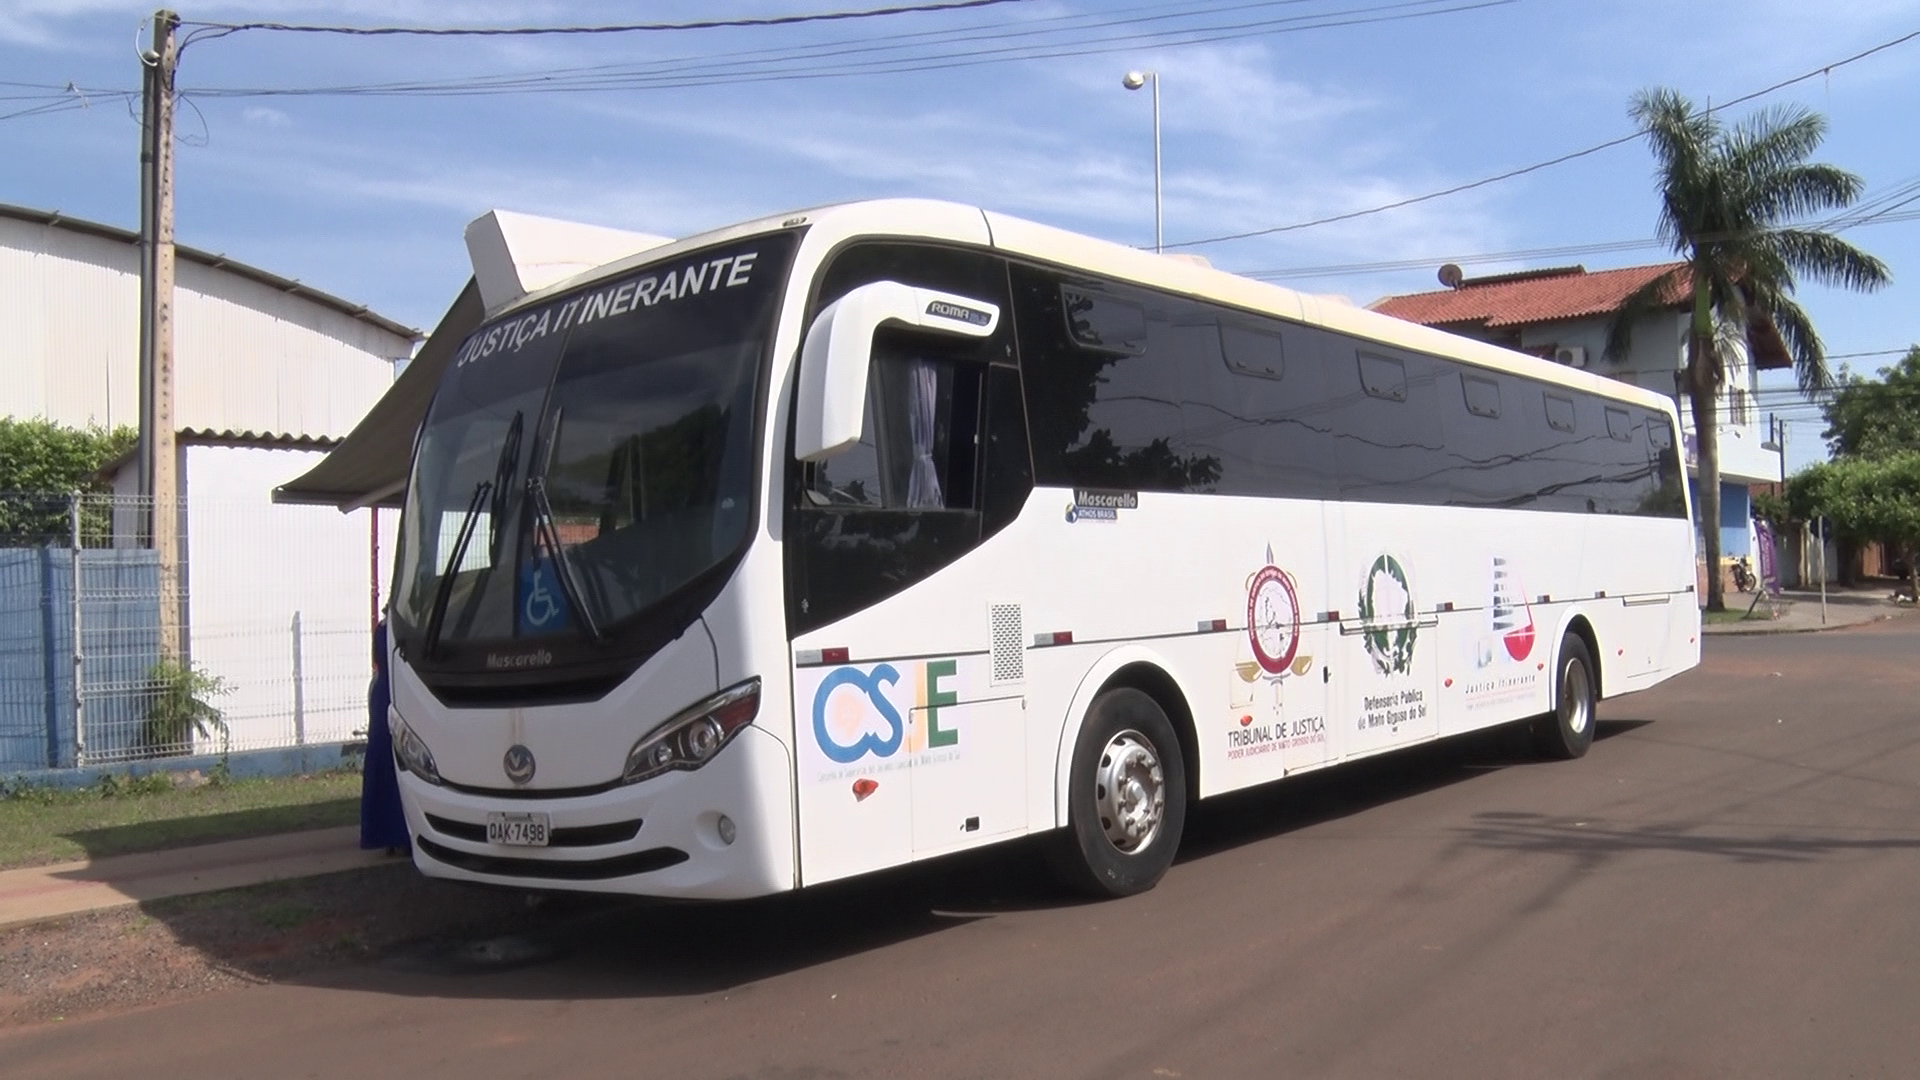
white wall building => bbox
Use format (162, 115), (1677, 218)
(1, 202), (420, 758)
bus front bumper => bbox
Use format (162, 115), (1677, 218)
(396, 725), (795, 900)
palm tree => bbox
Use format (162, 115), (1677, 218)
(1606, 88), (1889, 612)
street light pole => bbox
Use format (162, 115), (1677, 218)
(1122, 70), (1162, 253)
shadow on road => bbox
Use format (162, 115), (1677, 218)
(59, 799), (359, 863)
(123, 715), (1656, 1004)
(1177, 717), (1647, 860)
(1452, 809), (1920, 864)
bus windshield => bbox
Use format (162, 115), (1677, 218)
(393, 232), (797, 662)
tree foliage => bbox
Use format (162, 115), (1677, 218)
(1603, 89), (1890, 611)
(0, 418), (137, 542)
(1788, 452), (1920, 599)
(1822, 347), (1920, 460)
(0, 417), (135, 493)
(1751, 489), (1792, 527)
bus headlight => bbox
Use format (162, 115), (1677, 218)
(391, 708), (442, 785)
(622, 678), (761, 786)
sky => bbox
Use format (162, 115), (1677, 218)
(5, 0), (1918, 471)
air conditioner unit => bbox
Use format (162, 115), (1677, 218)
(1554, 345), (1588, 368)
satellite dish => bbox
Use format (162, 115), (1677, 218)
(1438, 263), (1465, 288)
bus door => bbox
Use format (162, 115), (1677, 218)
(786, 240), (1029, 883)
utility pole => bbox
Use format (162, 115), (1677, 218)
(138, 9), (181, 658)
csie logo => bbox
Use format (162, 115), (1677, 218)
(812, 660), (960, 764)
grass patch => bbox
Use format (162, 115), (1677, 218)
(0, 769), (362, 870)
(1703, 607), (1781, 625)
(254, 900), (318, 931)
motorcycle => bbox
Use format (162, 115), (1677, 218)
(1730, 556), (1757, 593)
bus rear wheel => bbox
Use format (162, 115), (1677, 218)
(1046, 687), (1188, 898)
(1533, 633), (1597, 760)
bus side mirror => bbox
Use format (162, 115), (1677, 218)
(793, 280), (1000, 462)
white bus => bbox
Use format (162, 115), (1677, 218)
(386, 199), (1699, 900)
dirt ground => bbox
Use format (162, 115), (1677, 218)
(0, 862), (546, 1030)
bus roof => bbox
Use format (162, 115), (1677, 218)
(538, 197), (1680, 419)
(279, 198), (1680, 510)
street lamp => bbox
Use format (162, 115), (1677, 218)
(1122, 69), (1161, 253)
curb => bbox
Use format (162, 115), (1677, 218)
(1702, 608), (1913, 636)
(0, 826), (384, 933)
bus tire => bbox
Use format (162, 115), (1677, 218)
(1533, 633), (1597, 760)
(1045, 687), (1188, 898)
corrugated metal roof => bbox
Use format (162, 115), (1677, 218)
(178, 427), (342, 450)
(0, 202), (420, 342)
(95, 427), (343, 483)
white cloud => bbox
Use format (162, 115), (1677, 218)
(547, 43), (1506, 287)
(241, 105), (289, 127)
(0, 0), (141, 48)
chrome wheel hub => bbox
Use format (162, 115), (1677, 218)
(1561, 659), (1592, 734)
(1095, 729), (1166, 853)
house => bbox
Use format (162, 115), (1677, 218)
(0, 202), (420, 768)
(1370, 263), (1786, 583)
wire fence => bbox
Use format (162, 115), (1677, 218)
(0, 491), (387, 771)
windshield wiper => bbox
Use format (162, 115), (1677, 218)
(422, 410), (525, 658)
(422, 479), (490, 658)
(486, 411), (526, 562)
(526, 476), (603, 642)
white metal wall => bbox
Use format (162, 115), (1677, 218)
(181, 444), (398, 755)
(0, 214), (411, 437)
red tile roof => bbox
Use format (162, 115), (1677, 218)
(1370, 262), (1689, 329)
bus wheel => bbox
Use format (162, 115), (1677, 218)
(1533, 633), (1597, 760)
(1046, 687), (1188, 898)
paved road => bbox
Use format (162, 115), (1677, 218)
(8, 617), (1919, 1079)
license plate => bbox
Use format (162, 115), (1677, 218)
(486, 812), (550, 847)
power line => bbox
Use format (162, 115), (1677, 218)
(263, 0), (1208, 94)
(1817, 348), (1917, 361)
(194, 0), (1323, 98)
(177, 0), (1032, 41)
(16, 0), (1510, 103)
(2, 0), (1275, 97)
(2, 0), (1506, 122)
(0, 98), (92, 121)
(176, 0), (1510, 99)
(1234, 207), (1920, 281)
(1164, 28), (1920, 249)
